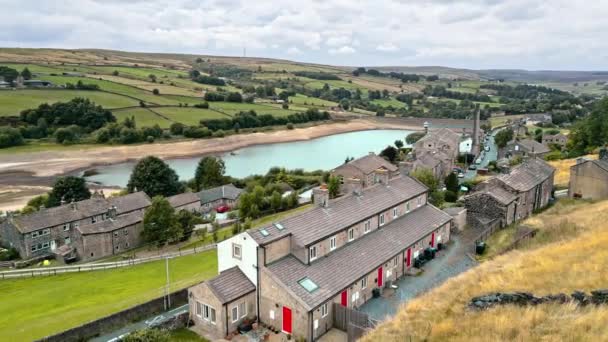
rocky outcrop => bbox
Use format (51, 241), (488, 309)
(469, 290), (608, 310)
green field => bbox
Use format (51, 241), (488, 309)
(371, 98), (407, 108)
(0, 63), (65, 74)
(289, 94), (337, 107)
(0, 89), (139, 116)
(210, 102), (299, 116)
(0, 249), (218, 341)
(153, 107), (230, 125)
(113, 108), (172, 128)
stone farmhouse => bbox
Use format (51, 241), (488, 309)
(542, 133), (568, 148)
(167, 192), (202, 213)
(330, 152), (399, 193)
(503, 138), (551, 159)
(188, 155), (453, 341)
(0, 192), (151, 262)
(407, 128), (462, 178)
(569, 149), (608, 200)
(198, 184), (243, 213)
(464, 158), (555, 230)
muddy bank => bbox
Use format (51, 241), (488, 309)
(0, 119), (423, 178)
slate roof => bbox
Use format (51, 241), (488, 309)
(77, 212), (143, 235)
(571, 158), (608, 173)
(12, 192), (151, 233)
(265, 204), (452, 311)
(249, 175), (428, 246)
(477, 186), (518, 205)
(332, 153), (398, 175)
(167, 192), (200, 208)
(417, 128), (461, 150)
(498, 158), (555, 192)
(206, 266), (256, 304)
(508, 139), (550, 154)
(198, 184), (243, 203)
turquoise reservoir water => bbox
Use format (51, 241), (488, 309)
(84, 129), (471, 187)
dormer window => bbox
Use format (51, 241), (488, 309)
(330, 236), (337, 251)
(364, 220), (371, 233)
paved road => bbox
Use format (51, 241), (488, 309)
(90, 304), (188, 342)
(359, 229), (479, 321)
(462, 129), (499, 181)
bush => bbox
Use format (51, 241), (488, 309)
(183, 126), (212, 138)
(0, 127), (24, 148)
(213, 129), (225, 138)
(0, 247), (19, 261)
(282, 103), (289, 109)
(146, 135), (155, 143)
(193, 102), (209, 109)
(444, 190), (458, 202)
(152, 88), (160, 95)
(54, 127), (78, 144)
(170, 122), (184, 135)
(122, 328), (170, 342)
(286, 123), (294, 130)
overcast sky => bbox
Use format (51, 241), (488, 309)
(1, 0), (607, 70)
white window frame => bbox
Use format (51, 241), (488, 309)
(232, 306), (239, 323)
(361, 277), (367, 289)
(393, 257), (398, 267)
(309, 246), (317, 261)
(417, 196), (422, 207)
(65, 236), (71, 244)
(406, 201), (410, 213)
(364, 220), (371, 234)
(348, 228), (354, 242)
(239, 302), (247, 318)
(379, 214), (385, 226)
(196, 301), (202, 317)
(233, 243), (242, 259)
(63, 224), (70, 231)
(321, 303), (328, 317)
(329, 236), (337, 251)
(393, 207), (398, 218)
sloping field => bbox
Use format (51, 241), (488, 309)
(363, 200), (608, 342)
(0, 249), (218, 341)
(0, 89), (138, 116)
(112, 108), (172, 128)
(153, 107), (230, 126)
(289, 94), (337, 107)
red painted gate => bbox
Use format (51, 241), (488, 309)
(406, 248), (411, 267)
(341, 290), (348, 307)
(282, 306), (292, 333)
(431, 232), (436, 247)
(377, 266), (383, 287)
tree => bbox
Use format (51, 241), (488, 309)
(170, 122), (184, 135)
(189, 70), (201, 78)
(445, 172), (459, 193)
(406, 131), (426, 144)
(127, 156), (183, 197)
(270, 191), (282, 212)
(152, 88), (160, 95)
(176, 209), (203, 241)
(21, 67), (32, 80)
(46, 176), (91, 207)
(194, 156), (226, 191)
(380, 145), (398, 162)
(394, 139), (404, 149)
(0, 66), (19, 84)
(123, 328), (170, 342)
(494, 128), (514, 148)
(148, 74), (157, 82)
(0, 127), (24, 148)
(410, 168), (443, 206)
(143, 196), (179, 245)
(328, 176), (340, 198)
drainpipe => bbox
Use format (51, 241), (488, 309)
(308, 310), (314, 342)
(256, 246), (262, 322)
(225, 304), (229, 336)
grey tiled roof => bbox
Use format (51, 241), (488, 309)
(481, 186), (517, 205)
(77, 212), (143, 235)
(265, 204), (452, 311)
(250, 175), (428, 246)
(498, 158), (555, 191)
(418, 128), (461, 149)
(12, 192), (151, 233)
(508, 139), (550, 154)
(333, 153), (398, 175)
(206, 266), (256, 304)
(167, 192), (200, 208)
(198, 184), (243, 203)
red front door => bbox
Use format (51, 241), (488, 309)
(431, 232), (436, 247)
(282, 306), (292, 334)
(340, 290), (348, 307)
(377, 267), (384, 287)
(406, 248), (412, 267)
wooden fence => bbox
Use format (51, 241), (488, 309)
(333, 303), (378, 341)
(0, 243), (216, 279)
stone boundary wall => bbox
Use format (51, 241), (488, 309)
(469, 290), (608, 310)
(36, 289), (188, 342)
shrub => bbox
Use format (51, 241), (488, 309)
(0, 127), (24, 148)
(444, 190), (458, 202)
(152, 88), (160, 95)
(170, 122), (184, 135)
(183, 126), (212, 138)
(146, 135), (155, 143)
(194, 102), (209, 109)
(286, 123), (294, 130)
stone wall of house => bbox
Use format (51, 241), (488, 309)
(464, 194), (509, 230)
(174, 202), (201, 213)
(569, 162), (608, 199)
(265, 235), (291, 264)
(189, 282), (226, 337)
(0, 221), (26, 257)
(225, 291), (257, 334)
(201, 198), (238, 213)
(77, 222), (143, 261)
(38, 290), (187, 342)
(259, 268), (311, 340)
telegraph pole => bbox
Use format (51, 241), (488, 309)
(165, 256), (171, 309)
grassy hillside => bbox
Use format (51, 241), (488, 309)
(548, 154), (597, 188)
(363, 199), (608, 341)
(0, 249), (218, 341)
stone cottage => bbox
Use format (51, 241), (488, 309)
(503, 138), (551, 159)
(188, 164), (453, 340)
(167, 192), (201, 213)
(0, 192), (151, 261)
(197, 184), (243, 213)
(569, 149), (608, 199)
(330, 152), (399, 193)
(542, 133), (567, 148)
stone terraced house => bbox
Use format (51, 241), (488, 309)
(198, 184), (243, 213)
(330, 152), (399, 194)
(0, 192), (152, 262)
(188, 155), (453, 341)
(464, 158), (555, 230)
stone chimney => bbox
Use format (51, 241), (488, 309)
(108, 205), (117, 219)
(313, 186), (329, 208)
(60, 196), (66, 206)
(70, 200), (77, 211)
(345, 178), (363, 196)
(424, 121), (429, 134)
(600, 147), (608, 161)
(471, 106), (480, 155)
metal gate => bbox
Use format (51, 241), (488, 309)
(333, 303), (378, 341)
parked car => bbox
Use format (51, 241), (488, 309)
(485, 146), (491, 152)
(457, 172), (465, 178)
(469, 165), (477, 170)
(475, 158), (482, 164)
(216, 205), (230, 213)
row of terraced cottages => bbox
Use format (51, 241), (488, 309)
(188, 154), (453, 341)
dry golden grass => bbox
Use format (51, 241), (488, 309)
(548, 154), (597, 188)
(363, 200), (608, 342)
